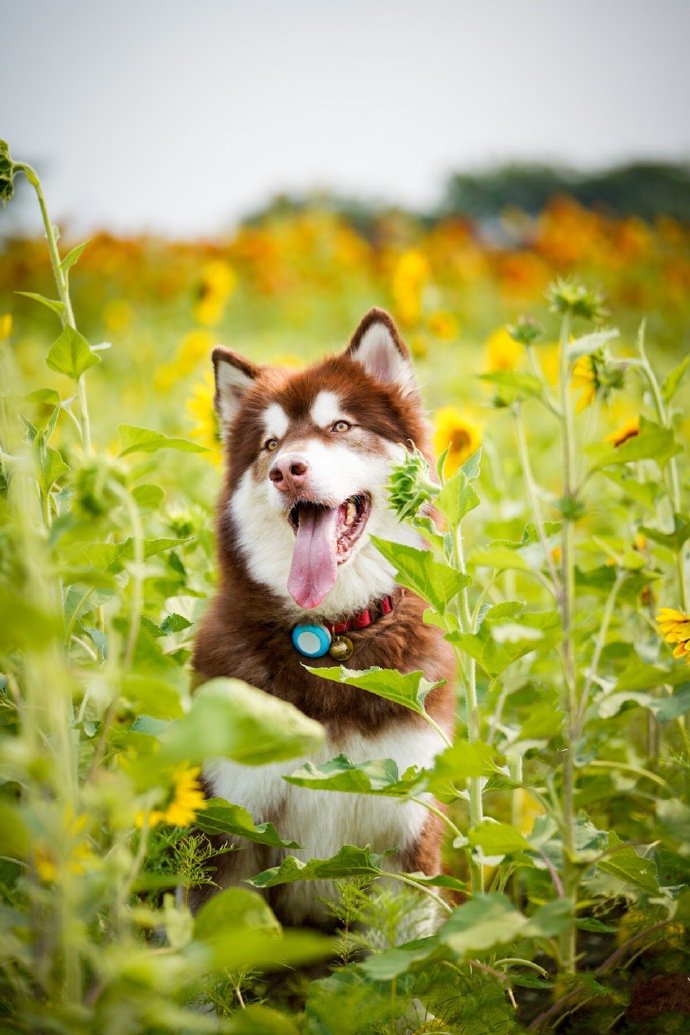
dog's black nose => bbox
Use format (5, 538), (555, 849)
(269, 454), (310, 492)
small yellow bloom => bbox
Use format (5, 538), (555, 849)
(137, 765), (208, 829)
(433, 407), (482, 477)
(571, 355), (598, 412)
(607, 419), (639, 448)
(427, 310), (458, 341)
(484, 327), (524, 372)
(0, 313), (12, 340)
(193, 260), (237, 326)
(656, 608), (690, 665)
(391, 249), (430, 326)
(186, 372), (220, 464)
(154, 329), (214, 390)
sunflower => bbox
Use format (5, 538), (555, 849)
(607, 418), (640, 448)
(137, 765), (208, 829)
(656, 608), (690, 664)
(484, 327), (524, 372)
(571, 354), (599, 412)
(0, 313), (12, 340)
(427, 310), (458, 341)
(186, 371), (221, 464)
(391, 249), (430, 327)
(193, 260), (237, 326)
(433, 407), (482, 477)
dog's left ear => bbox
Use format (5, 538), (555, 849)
(346, 308), (418, 397)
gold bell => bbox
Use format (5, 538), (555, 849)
(329, 635), (354, 661)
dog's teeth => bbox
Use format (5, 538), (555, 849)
(345, 501), (356, 526)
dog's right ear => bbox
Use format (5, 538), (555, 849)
(212, 347), (261, 436)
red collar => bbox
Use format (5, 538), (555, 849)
(324, 593), (396, 634)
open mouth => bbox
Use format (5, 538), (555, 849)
(286, 494), (371, 610)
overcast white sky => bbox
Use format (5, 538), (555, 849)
(2, 0), (689, 236)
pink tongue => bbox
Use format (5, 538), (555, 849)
(287, 506), (339, 609)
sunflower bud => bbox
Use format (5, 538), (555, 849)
(546, 276), (608, 323)
(0, 140), (16, 207)
(388, 447), (438, 522)
(506, 315), (541, 346)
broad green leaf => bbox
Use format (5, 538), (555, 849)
(359, 936), (441, 980)
(460, 448), (482, 481)
(614, 661), (689, 692)
(439, 894), (527, 953)
(46, 325), (100, 379)
(306, 665), (445, 718)
(16, 291), (66, 319)
(160, 612), (192, 635)
(371, 537), (470, 613)
(476, 371), (545, 401)
(586, 417), (680, 469)
(597, 833), (659, 893)
(435, 470), (480, 527)
(450, 609), (559, 677)
(60, 536), (191, 572)
(132, 483), (165, 509)
(284, 754), (426, 797)
(662, 354), (690, 403)
(59, 239), (90, 275)
(0, 590), (62, 649)
(159, 677), (325, 766)
(194, 887), (281, 942)
(520, 897), (573, 938)
(566, 328), (619, 362)
(467, 819), (532, 855)
(119, 423), (208, 456)
(38, 445), (68, 494)
(184, 927), (336, 975)
(648, 685), (690, 721)
(223, 1005), (300, 1035)
(432, 740), (500, 783)
(247, 845), (386, 888)
(640, 515), (690, 551)
(121, 675), (184, 719)
(601, 469), (659, 507)
(195, 799), (300, 848)
(468, 544), (530, 572)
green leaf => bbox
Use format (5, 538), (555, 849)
(435, 469), (480, 527)
(359, 937), (440, 980)
(662, 354), (690, 403)
(432, 740), (500, 783)
(46, 325), (101, 379)
(477, 371), (545, 402)
(284, 754), (426, 797)
(468, 543), (530, 572)
(586, 417), (681, 469)
(371, 537), (470, 613)
(119, 424), (208, 456)
(195, 799), (300, 848)
(160, 612), (193, 635)
(159, 678), (325, 766)
(467, 820), (532, 855)
(38, 445), (68, 495)
(305, 665), (444, 719)
(640, 515), (690, 551)
(121, 675), (184, 719)
(566, 328), (619, 362)
(60, 536), (191, 572)
(194, 887), (281, 942)
(16, 291), (66, 320)
(439, 893), (571, 956)
(648, 685), (690, 721)
(59, 240), (90, 275)
(185, 927), (336, 976)
(597, 833), (659, 893)
(247, 845), (386, 888)
(132, 483), (165, 509)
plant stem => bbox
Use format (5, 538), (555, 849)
(384, 871), (453, 916)
(513, 406), (561, 592)
(17, 162), (92, 453)
(452, 523), (484, 894)
(575, 571), (626, 733)
(557, 313), (578, 974)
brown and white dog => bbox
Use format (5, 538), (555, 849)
(192, 308), (455, 928)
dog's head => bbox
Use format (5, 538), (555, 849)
(213, 308), (427, 619)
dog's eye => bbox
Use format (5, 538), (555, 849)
(332, 420), (351, 433)
(265, 438), (279, 451)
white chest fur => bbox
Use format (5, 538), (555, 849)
(204, 720), (444, 924)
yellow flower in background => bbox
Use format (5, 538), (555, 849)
(193, 260), (237, 326)
(391, 249), (430, 326)
(433, 406), (482, 476)
(484, 327), (524, 372)
(0, 313), (12, 340)
(187, 371), (220, 464)
(539, 343), (560, 385)
(137, 765), (208, 829)
(656, 608), (690, 664)
(427, 310), (458, 340)
(154, 329), (214, 391)
(272, 353), (304, 369)
(571, 354), (598, 412)
(102, 298), (133, 333)
(607, 418), (640, 448)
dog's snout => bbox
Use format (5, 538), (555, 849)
(269, 454), (310, 492)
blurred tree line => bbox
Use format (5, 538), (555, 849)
(246, 161), (690, 234)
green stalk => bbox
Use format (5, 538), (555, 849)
(632, 332), (687, 610)
(16, 162), (92, 453)
(557, 312), (578, 974)
(513, 406), (561, 593)
(452, 522), (484, 894)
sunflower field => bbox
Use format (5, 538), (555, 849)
(1, 139), (690, 1034)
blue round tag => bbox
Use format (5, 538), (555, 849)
(291, 624), (332, 658)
